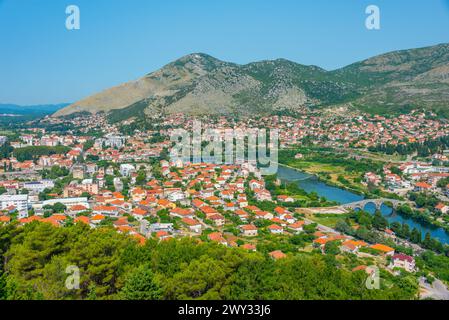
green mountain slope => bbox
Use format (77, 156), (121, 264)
(333, 43), (449, 116)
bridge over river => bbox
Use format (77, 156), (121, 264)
(339, 198), (412, 211)
(278, 166), (449, 245)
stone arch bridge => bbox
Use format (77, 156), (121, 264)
(341, 198), (411, 211)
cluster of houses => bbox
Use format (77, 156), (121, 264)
(2, 111), (439, 276)
(313, 231), (416, 273)
(173, 111), (449, 150)
(364, 161), (449, 219)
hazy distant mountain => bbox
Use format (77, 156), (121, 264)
(54, 43), (449, 120)
(1, 103), (69, 115)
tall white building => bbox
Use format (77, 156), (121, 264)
(0, 194), (29, 218)
(95, 134), (126, 149)
(22, 180), (55, 193)
(120, 164), (135, 177)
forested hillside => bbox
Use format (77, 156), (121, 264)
(0, 222), (418, 300)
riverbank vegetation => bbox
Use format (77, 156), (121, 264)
(334, 208), (449, 256)
(395, 203), (449, 239)
(261, 174), (339, 208)
(278, 148), (402, 200)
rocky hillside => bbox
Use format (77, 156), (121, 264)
(54, 43), (449, 120)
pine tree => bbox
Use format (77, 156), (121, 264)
(410, 228), (422, 244)
(423, 232), (432, 249)
(401, 223), (411, 239)
(120, 266), (162, 300)
(373, 210), (388, 230)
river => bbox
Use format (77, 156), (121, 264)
(277, 165), (449, 245)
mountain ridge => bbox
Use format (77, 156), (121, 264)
(53, 43), (449, 119)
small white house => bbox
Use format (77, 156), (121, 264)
(389, 254), (416, 272)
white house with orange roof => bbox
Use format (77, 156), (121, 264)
(249, 179), (264, 191)
(254, 211), (274, 220)
(414, 182), (433, 192)
(132, 207), (148, 220)
(209, 213), (225, 227)
(288, 221), (305, 234)
(169, 207), (194, 219)
(435, 203), (449, 214)
(182, 217), (202, 233)
(92, 205), (119, 217)
(234, 209), (249, 222)
(254, 189), (272, 201)
(208, 232), (228, 246)
(191, 198), (206, 209)
(224, 202), (236, 212)
(277, 195), (294, 203)
(237, 198), (249, 208)
(239, 224), (258, 237)
(268, 224), (284, 235)
(130, 187), (147, 202)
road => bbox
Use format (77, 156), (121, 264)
(419, 277), (449, 300)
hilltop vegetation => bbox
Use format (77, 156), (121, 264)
(0, 222), (418, 300)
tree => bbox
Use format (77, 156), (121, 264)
(436, 176), (449, 188)
(354, 211), (373, 228)
(136, 170), (147, 186)
(83, 140), (94, 151)
(13, 146), (69, 162)
(423, 232), (432, 249)
(303, 223), (317, 234)
(335, 220), (352, 235)
(324, 241), (341, 255)
(80, 192), (92, 200)
(119, 265), (162, 300)
(162, 255), (229, 299)
(401, 223), (411, 240)
(373, 210), (388, 230)
(53, 203), (67, 213)
(4, 223), (71, 298)
(0, 142), (13, 159)
(0, 270), (6, 299)
(0, 221), (420, 300)
(410, 228), (421, 244)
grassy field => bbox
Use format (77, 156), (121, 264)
(308, 213), (350, 228)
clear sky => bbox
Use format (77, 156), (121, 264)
(1, 0), (449, 105)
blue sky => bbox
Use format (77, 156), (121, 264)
(1, 0), (449, 105)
